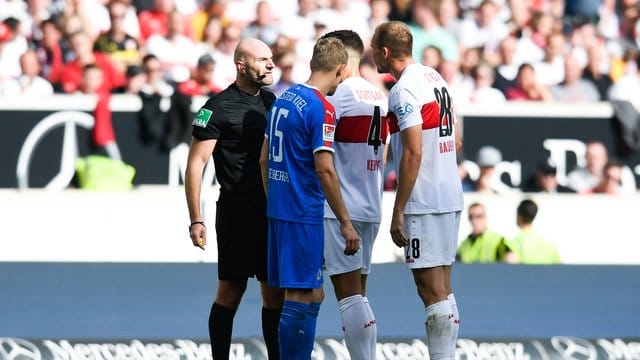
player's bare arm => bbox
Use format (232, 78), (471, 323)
(454, 119), (463, 151)
(185, 137), (216, 250)
(259, 137), (269, 196)
(391, 125), (422, 248)
(314, 150), (360, 255)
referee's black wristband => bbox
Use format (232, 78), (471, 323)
(189, 221), (205, 231)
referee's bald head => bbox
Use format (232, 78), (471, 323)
(234, 38), (270, 62)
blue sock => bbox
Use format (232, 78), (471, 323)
(279, 300), (312, 359)
(303, 303), (321, 355)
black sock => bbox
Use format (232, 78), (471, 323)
(262, 307), (282, 360)
(209, 302), (237, 360)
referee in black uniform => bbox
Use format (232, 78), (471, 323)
(185, 38), (284, 360)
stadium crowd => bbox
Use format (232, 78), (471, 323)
(0, 0), (638, 103)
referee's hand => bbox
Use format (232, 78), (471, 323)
(189, 223), (207, 250)
(341, 222), (360, 256)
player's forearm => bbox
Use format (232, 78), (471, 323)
(317, 168), (351, 224)
(185, 160), (205, 222)
(393, 150), (420, 214)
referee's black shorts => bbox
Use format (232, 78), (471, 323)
(215, 190), (268, 281)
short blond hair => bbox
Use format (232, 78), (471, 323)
(371, 21), (413, 58)
(310, 37), (348, 72)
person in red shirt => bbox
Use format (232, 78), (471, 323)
(177, 54), (220, 96)
(59, 31), (126, 93)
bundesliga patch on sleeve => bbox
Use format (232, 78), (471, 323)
(323, 124), (335, 142)
(192, 108), (212, 127)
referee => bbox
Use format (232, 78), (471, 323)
(185, 38), (284, 360)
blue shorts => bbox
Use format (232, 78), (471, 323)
(268, 219), (324, 289)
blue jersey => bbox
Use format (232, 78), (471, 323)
(265, 83), (336, 224)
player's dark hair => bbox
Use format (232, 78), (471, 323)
(320, 30), (364, 56)
(517, 199), (538, 225)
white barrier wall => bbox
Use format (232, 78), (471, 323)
(1, 187), (638, 264)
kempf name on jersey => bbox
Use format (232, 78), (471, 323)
(439, 140), (455, 154)
(367, 159), (382, 171)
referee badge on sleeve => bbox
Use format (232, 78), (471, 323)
(193, 108), (212, 127)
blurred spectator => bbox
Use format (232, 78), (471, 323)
(388, 0), (413, 23)
(439, 0), (464, 41)
(533, 31), (566, 86)
(138, 0), (176, 42)
(492, 35), (518, 94)
(32, 19), (69, 88)
(458, 0), (509, 54)
(582, 39), (614, 100)
(191, 1), (227, 43)
(468, 62), (506, 103)
(521, 159), (575, 193)
(514, 11), (554, 66)
(550, 53), (600, 102)
(458, 47), (481, 97)
(421, 45), (443, 69)
(196, 16), (223, 55)
(177, 53), (220, 97)
(0, 49), (53, 96)
(279, 0), (318, 42)
(138, 54), (173, 145)
(608, 54), (640, 102)
(457, 153), (475, 192)
(94, 0), (141, 74)
(504, 199), (560, 265)
(581, 159), (624, 195)
(145, 11), (200, 83)
(241, 0), (280, 46)
(409, 0), (459, 62)
(473, 145), (503, 193)
(0, 18), (28, 81)
(506, 63), (553, 101)
(58, 31), (126, 93)
(567, 140), (608, 192)
(124, 64), (145, 94)
(457, 202), (508, 263)
(210, 23), (242, 90)
(270, 50), (296, 96)
(314, 0), (371, 42)
(78, 64), (122, 161)
(369, 0), (391, 31)
(61, 0), (110, 41)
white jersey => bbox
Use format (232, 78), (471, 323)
(389, 63), (463, 214)
(324, 77), (389, 222)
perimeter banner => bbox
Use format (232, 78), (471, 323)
(1, 337), (639, 360)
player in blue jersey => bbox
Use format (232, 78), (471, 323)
(259, 37), (360, 359)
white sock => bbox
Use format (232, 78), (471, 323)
(362, 296), (377, 357)
(339, 294), (375, 360)
(425, 300), (455, 360)
(448, 293), (460, 360)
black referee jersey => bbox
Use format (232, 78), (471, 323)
(192, 83), (276, 193)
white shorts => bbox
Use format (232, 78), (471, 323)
(403, 211), (461, 269)
(323, 218), (380, 276)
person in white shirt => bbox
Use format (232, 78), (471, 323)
(469, 62), (506, 103)
(321, 30), (388, 360)
(371, 21), (463, 360)
(0, 49), (53, 96)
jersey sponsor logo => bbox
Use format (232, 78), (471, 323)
(192, 108), (212, 128)
(323, 124), (335, 142)
(395, 104), (413, 118)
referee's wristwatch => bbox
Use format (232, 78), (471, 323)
(189, 221), (205, 232)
